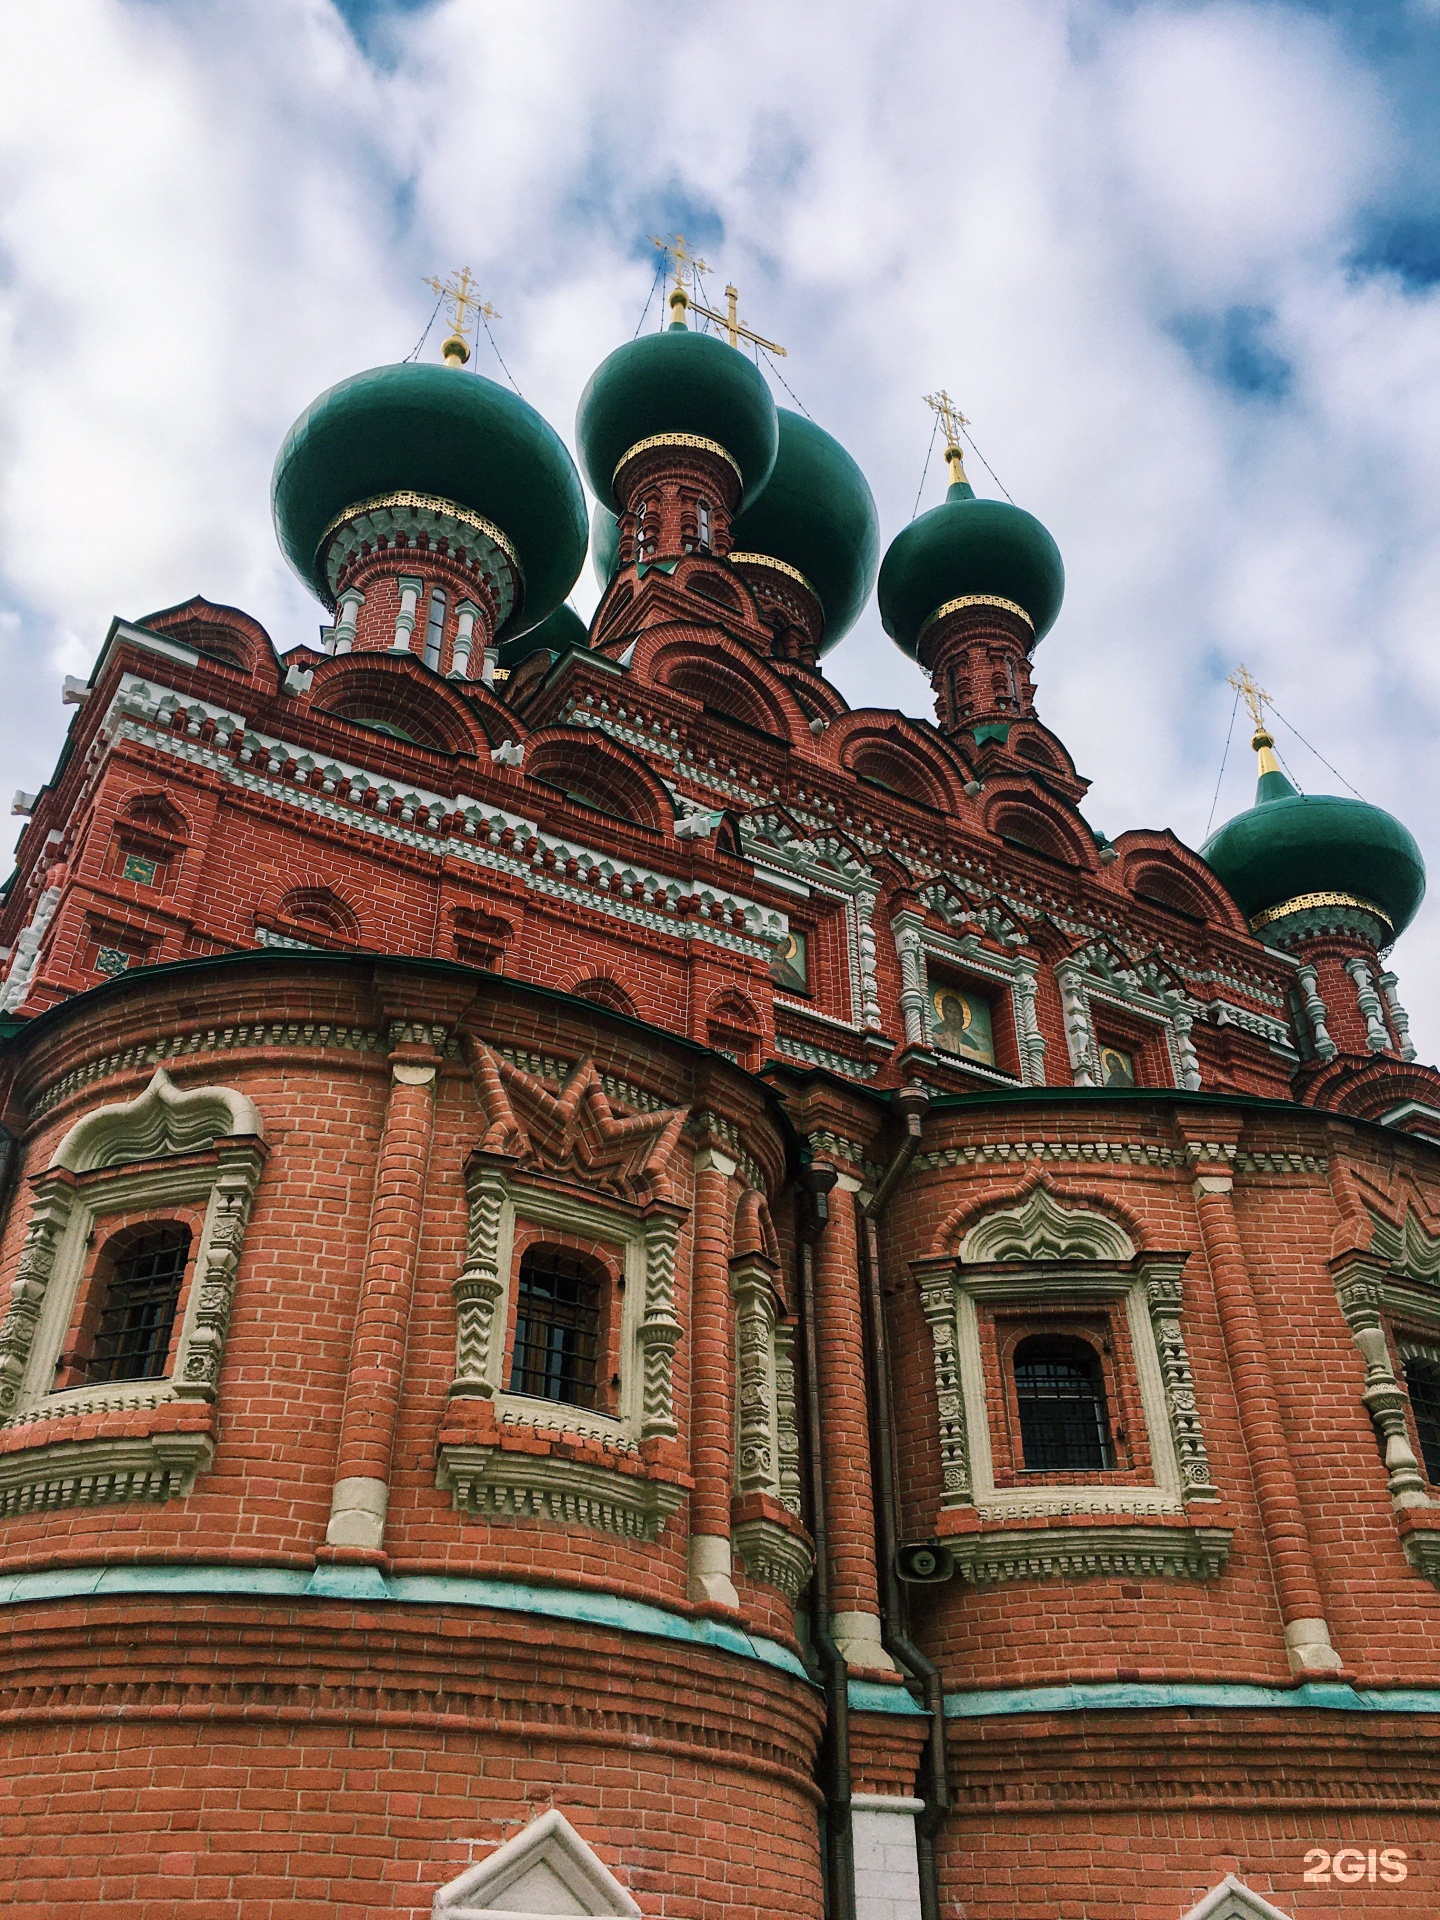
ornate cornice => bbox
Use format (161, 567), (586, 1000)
(612, 433), (742, 484)
(728, 552), (817, 597)
(919, 594), (1035, 640)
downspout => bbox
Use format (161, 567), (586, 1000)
(797, 1158), (854, 1920)
(858, 1083), (949, 1920)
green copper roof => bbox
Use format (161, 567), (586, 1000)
(496, 601), (589, 672)
(591, 500), (621, 589)
(576, 323), (778, 511)
(877, 479), (1065, 657)
(728, 409), (878, 650)
(271, 361), (587, 638)
(1203, 762), (1426, 935)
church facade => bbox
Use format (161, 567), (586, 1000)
(1, 270), (1439, 1919)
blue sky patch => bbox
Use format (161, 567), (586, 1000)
(1169, 305), (1293, 401)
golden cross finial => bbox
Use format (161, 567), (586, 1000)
(1227, 664), (1272, 739)
(925, 389), (971, 484)
(688, 279), (787, 358)
(649, 233), (710, 323)
(423, 266), (500, 366)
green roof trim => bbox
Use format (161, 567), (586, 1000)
(945, 1679), (1440, 1718)
(0, 1561), (808, 1681)
(971, 721), (1011, 746)
(271, 361), (587, 639)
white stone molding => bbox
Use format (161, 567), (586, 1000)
(438, 1165), (686, 1540)
(1055, 958), (1097, 1086)
(1181, 1875), (1294, 1920)
(915, 1193), (1226, 1572)
(1344, 955), (1392, 1052)
(98, 673), (790, 972)
(730, 1254), (813, 1598)
(0, 1069), (266, 1511)
(1294, 963), (1337, 1061)
(740, 814), (883, 1031)
(1329, 1257), (1432, 1514)
(890, 908), (1045, 1086)
(0, 883), (61, 1013)
(433, 1806), (642, 1918)
(1378, 970), (1417, 1061)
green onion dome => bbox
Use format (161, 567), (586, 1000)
(727, 409), (878, 650)
(591, 500), (621, 589)
(496, 602), (589, 673)
(1203, 746), (1426, 938)
(575, 322), (778, 512)
(877, 470), (1065, 657)
(272, 361), (588, 639)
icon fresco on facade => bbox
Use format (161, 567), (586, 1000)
(930, 983), (995, 1065)
(769, 929), (808, 991)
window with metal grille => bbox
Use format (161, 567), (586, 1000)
(1013, 1334), (1113, 1472)
(85, 1225), (190, 1385)
(1404, 1353), (1440, 1484)
(508, 1246), (604, 1408)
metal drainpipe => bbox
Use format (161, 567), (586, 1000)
(797, 1158), (855, 1920)
(858, 1084), (949, 1920)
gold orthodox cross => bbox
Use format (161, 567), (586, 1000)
(1227, 664), (1272, 736)
(690, 280), (787, 357)
(650, 233), (710, 320)
(423, 267), (500, 364)
(925, 389), (970, 484)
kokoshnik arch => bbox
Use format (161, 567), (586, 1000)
(0, 247), (1437, 1919)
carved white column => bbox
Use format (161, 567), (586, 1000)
(1055, 961), (1097, 1086)
(1013, 957), (1047, 1085)
(917, 1267), (972, 1508)
(1379, 971), (1417, 1062)
(1295, 963), (1338, 1061)
(1141, 1260), (1220, 1502)
(892, 917), (928, 1047)
(1332, 1259), (1431, 1508)
(1170, 1004), (1202, 1092)
(855, 888), (884, 1031)
(1345, 956), (1392, 1053)
(331, 587), (364, 655)
(450, 600), (480, 680)
(450, 1168), (508, 1397)
(731, 1262), (779, 1499)
(392, 575), (423, 653)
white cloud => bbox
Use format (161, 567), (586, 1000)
(2, 0), (1440, 1054)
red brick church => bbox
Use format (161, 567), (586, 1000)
(1, 260), (1438, 1918)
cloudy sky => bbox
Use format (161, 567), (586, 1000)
(3, 0), (1440, 1046)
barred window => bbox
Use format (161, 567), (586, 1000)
(85, 1225), (190, 1385)
(1013, 1334), (1113, 1472)
(1404, 1352), (1440, 1484)
(509, 1246), (604, 1409)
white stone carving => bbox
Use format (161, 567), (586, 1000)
(889, 908), (1045, 1086)
(52, 1066), (261, 1172)
(730, 1255), (812, 1598)
(1378, 970), (1417, 1060)
(0, 883), (61, 1013)
(1344, 955), (1392, 1052)
(433, 1807), (641, 1917)
(1294, 963), (1337, 1061)
(959, 1187), (1134, 1264)
(1180, 1876), (1293, 1920)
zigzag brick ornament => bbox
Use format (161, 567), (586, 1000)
(0, 282), (1438, 1919)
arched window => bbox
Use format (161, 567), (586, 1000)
(1013, 1334), (1113, 1471)
(82, 1224), (191, 1386)
(423, 585), (447, 671)
(509, 1246), (605, 1409)
(1404, 1350), (1440, 1483)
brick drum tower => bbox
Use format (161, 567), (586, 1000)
(1, 257), (1440, 1920)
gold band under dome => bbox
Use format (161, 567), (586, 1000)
(612, 433), (743, 485)
(1250, 890), (1394, 935)
(316, 490), (519, 573)
(728, 551), (817, 598)
(919, 593), (1035, 640)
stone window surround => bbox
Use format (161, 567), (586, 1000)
(0, 1066), (265, 1513)
(913, 1188), (1228, 1585)
(1055, 946), (1202, 1091)
(891, 907), (1045, 1087)
(436, 1158), (687, 1541)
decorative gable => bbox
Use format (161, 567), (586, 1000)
(433, 1809), (642, 1917)
(1180, 1876), (1293, 1920)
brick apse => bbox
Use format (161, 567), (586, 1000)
(0, 276), (1439, 1920)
